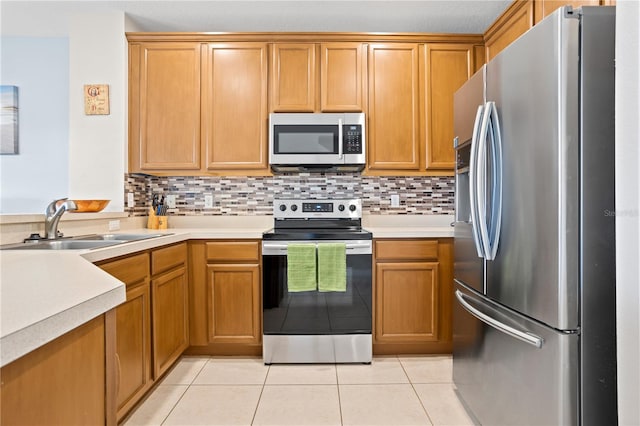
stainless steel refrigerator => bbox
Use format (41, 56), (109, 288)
(452, 6), (617, 425)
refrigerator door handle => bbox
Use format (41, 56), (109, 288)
(455, 288), (544, 349)
(486, 101), (503, 260)
(476, 102), (492, 260)
(469, 104), (486, 258)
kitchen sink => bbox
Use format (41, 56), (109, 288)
(1, 233), (172, 250)
(73, 233), (169, 242)
(2, 240), (125, 250)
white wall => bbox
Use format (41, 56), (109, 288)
(615, 1), (640, 425)
(0, 11), (128, 214)
(0, 37), (69, 214)
(68, 11), (127, 212)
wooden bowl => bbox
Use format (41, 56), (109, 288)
(71, 199), (110, 213)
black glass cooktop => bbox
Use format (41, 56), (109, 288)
(263, 218), (372, 241)
(262, 228), (372, 241)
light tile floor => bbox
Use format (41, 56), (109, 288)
(123, 355), (475, 426)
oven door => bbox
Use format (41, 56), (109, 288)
(262, 240), (372, 335)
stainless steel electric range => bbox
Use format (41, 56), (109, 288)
(262, 198), (373, 364)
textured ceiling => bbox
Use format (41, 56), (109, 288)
(1, 1), (512, 36)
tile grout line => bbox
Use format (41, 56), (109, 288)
(397, 355), (436, 426)
(250, 361), (270, 425)
(160, 356), (212, 425)
(335, 364), (344, 426)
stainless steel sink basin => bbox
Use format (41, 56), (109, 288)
(3, 240), (125, 250)
(74, 233), (169, 242)
(1, 232), (172, 251)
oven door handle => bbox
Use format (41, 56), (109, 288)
(262, 241), (372, 255)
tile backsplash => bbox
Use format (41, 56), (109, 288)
(125, 173), (454, 216)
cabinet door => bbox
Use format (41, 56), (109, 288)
(1, 316), (107, 425)
(97, 252), (151, 421)
(129, 42), (201, 171)
(367, 43), (422, 171)
(320, 43), (365, 112)
(425, 44), (473, 171)
(271, 43), (316, 112)
(375, 261), (440, 343)
(152, 266), (189, 378)
(207, 263), (261, 344)
(202, 43), (269, 171)
(484, 0), (534, 61)
(115, 283), (152, 419)
(534, 0), (601, 24)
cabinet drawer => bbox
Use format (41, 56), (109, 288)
(375, 239), (438, 261)
(99, 253), (149, 286)
(206, 241), (260, 262)
(151, 243), (187, 275)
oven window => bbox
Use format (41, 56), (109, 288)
(273, 125), (338, 154)
(263, 254), (372, 335)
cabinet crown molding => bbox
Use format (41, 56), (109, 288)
(126, 32), (484, 44)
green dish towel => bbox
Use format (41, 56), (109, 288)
(287, 244), (317, 292)
(318, 243), (347, 292)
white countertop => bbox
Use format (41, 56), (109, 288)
(0, 214), (453, 367)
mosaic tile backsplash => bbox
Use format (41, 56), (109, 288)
(125, 173), (454, 217)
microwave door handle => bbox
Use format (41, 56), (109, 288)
(338, 118), (344, 160)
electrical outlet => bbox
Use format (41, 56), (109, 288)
(204, 194), (214, 208)
(390, 194), (400, 207)
(166, 194), (176, 208)
(108, 220), (120, 231)
(127, 192), (135, 208)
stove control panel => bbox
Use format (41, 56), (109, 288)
(274, 199), (362, 219)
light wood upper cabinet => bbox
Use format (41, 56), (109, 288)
(320, 43), (365, 112)
(129, 42), (201, 172)
(202, 43), (269, 171)
(271, 42), (366, 112)
(367, 43), (422, 171)
(534, 0), (601, 23)
(484, 0), (535, 61)
(425, 44), (474, 170)
(271, 43), (316, 112)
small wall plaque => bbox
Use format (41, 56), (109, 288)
(84, 84), (110, 115)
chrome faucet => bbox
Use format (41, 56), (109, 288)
(44, 198), (77, 239)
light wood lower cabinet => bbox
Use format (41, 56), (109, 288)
(207, 263), (261, 343)
(151, 243), (189, 377)
(97, 243), (188, 422)
(187, 240), (262, 355)
(0, 313), (115, 426)
(373, 238), (453, 354)
(98, 252), (152, 422)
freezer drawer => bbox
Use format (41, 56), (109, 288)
(453, 281), (578, 425)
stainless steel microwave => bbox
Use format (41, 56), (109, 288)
(269, 112), (366, 173)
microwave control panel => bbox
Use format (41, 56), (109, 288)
(343, 125), (363, 154)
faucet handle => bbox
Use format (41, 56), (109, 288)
(66, 200), (77, 211)
(46, 198), (68, 215)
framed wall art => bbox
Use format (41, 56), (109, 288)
(84, 84), (110, 115)
(1, 85), (19, 155)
